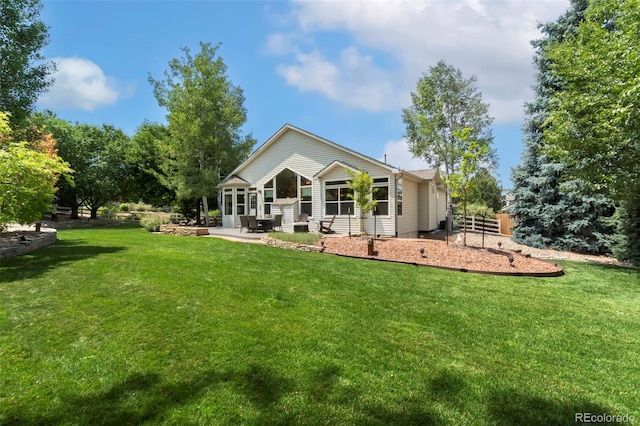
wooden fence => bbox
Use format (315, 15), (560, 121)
(453, 214), (516, 235)
(454, 215), (501, 234)
(495, 213), (516, 235)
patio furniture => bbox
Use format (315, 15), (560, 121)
(239, 215), (248, 233)
(294, 223), (309, 233)
(247, 216), (263, 233)
(320, 215), (336, 234)
(298, 213), (309, 222)
(258, 218), (273, 232)
(273, 214), (283, 232)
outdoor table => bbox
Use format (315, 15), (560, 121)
(258, 218), (274, 232)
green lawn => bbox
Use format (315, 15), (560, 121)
(1, 226), (638, 425)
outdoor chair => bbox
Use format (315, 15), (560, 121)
(298, 213), (309, 222)
(273, 214), (283, 232)
(319, 215), (336, 234)
(239, 215), (248, 233)
(247, 215), (263, 233)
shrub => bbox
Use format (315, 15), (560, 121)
(141, 216), (168, 232)
(465, 203), (495, 217)
(119, 203), (129, 212)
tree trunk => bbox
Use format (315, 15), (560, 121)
(202, 196), (211, 227)
(70, 205), (80, 219)
(463, 187), (467, 246)
(90, 206), (99, 219)
(446, 186), (453, 232)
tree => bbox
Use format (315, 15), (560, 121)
(0, 112), (71, 230)
(402, 60), (496, 229)
(0, 0), (55, 126)
(543, 0), (639, 263)
(345, 168), (377, 234)
(445, 128), (490, 245)
(127, 122), (176, 207)
(148, 42), (255, 226)
(545, 0), (639, 202)
(511, 0), (615, 255)
(73, 124), (132, 219)
(466, 169), (502, 213)
(28, 112), (84, 218)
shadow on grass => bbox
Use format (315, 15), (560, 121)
(4, 364), (294, 425)
(487, 389), (612, 426)
(0, 239), (126, 283)
(1, 365), (615, 425)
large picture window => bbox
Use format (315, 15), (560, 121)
(263, 169), (313, 217)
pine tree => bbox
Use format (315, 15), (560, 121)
(511, 0), (614, 254)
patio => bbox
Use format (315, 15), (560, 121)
(204, 225), (343, 243)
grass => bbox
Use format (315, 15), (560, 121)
(1, 226), (639, 425)
(268, 231), (323, 245)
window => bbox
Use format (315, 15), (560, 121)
(236, 189), (245, 215)
(224, 189), (233, 215)
(372, 178), (389, 216)
(396, 178), (403, 216)
(263, 169), (313, 217)
(276, 169), (297, 198)
(325, 180), (354, 216)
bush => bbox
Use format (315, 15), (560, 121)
(119, 203), (129, 212)
(465, 203), (495, 217)
(141, 216), (168, 232)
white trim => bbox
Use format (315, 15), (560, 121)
(221, 124), (396, 184)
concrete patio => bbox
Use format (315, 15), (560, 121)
(204, 226), (344, 243)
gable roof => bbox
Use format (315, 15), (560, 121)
(220, 175), (250, 186)
(406, 169), (443, 185)
(220, 124), (396, 185)
(314, 160), (360, 178)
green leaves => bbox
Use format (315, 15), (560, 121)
(148, 42), (255, 210)
(0, 112), (72, 229)
(345, 168), (377, 224)
(402, 60), (495, 189)
(544, 0), (640, 202)
(0, 0), (55, 126)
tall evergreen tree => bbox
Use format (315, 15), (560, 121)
(511, 0), (614, 254)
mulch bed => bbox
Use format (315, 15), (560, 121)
(319, 236), (564, 276)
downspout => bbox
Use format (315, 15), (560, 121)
(395, 172), (402, 238)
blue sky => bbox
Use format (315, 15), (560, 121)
(37, 0), (569, 190)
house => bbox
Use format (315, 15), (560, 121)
(217, 124), (447, 237)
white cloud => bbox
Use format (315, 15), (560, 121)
(277, 47), (405, 112)
(269, 0), (569, 122)
(38, 57), (121, 111)
(264, 32), (300, 55)
(379, 139), (432, 171)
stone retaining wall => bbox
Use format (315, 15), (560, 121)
(262, 236), (323, 253)
(0, 229), (57, 259)
(159, 224), (209, 236)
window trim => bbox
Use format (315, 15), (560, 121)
(262, 168), (314, 218)
(324, 180), (354, 217)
